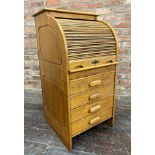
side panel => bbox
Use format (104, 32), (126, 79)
(38, 25), (62, 64)
(43, 77), (65, 125)
(34, 12), (72, 150)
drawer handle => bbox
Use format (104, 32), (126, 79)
(89, 116), (100, 125)
(106, 60), (113, 63)
(89, 80), (102, 87)
(89, 93), (101, 100)
(74, 65), (84, 69)
(89, 105), (101, 113)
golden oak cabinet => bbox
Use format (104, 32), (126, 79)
(33, 8), (118, 150)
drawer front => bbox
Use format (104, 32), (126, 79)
(70, 84), (114, 109)
(72, 108), (113, 137)
(69, 55), (117, 73)
(69, 65), (116, 80)
(69, 71), (115, 95)
(71, 96), (113, 123)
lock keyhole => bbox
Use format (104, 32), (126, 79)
(92, 60), (99, 64)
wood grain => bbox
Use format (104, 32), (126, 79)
(72, 108), (113, 137)
(70, 84), (114, 109)
(34, 11), (72, 150)
(56, 18), (116, 61)
(71, 96), (113, 122)
(69, 65), (116, 80)
(69, 55), (116, 72)
(69, 70), (115, 95)
(33, 9), (118, 150)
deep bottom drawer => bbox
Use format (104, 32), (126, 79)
(72, 108), (113, 137)
(71, 96), (113, 123)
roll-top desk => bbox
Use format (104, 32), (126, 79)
(33, 8), (118, 150)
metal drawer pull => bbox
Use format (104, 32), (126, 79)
(89, 80), (102, 87)
(89, 105), (101, 113)
(89, 93), (101, 100)
(89, 116), (100, 125)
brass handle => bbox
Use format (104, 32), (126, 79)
(89, 116), (100, 125)
(89, 105), (101, 113)
(89, 93), (101, 100)
(89, 80), (102, 87)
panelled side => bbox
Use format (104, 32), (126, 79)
(34, 12), (72, 150)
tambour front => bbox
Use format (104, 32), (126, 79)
(33, 8), (118, 150)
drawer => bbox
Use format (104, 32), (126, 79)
(69, 71), (115, 95)
(69, 55), (117, 73)
(70, 84), (114, 109)
(72, 108), (113, 137)
(71, 96), (113, 123)
(69, 65), (116, 80)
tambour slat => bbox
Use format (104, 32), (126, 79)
(68, 44), (115, 48)
(66, 41), (116, 45)
(69, 51), (116, 55)
(56, 18), (117, 60)
(66, 36), (115, 39)
(66, 38), (115, 41)
(68, 47), (116, 52)
(69, 49), (116, 54)
(63, 26), (110, 31)
(68, 46), (116, 51)
(65, 34), (113, 37)
(64, 30), (112, 34)
(69, 51), (116, 57)
(61, 25), (108, 28)
(60, 24), (108, 28)
(67, 41), (116, 45)
(69, 50), (116, 55)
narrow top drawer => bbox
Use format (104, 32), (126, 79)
(69, 55), (117, 73)
(69, 65), (116, 80)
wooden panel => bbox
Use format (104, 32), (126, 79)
(72, 108), (113, 136)
(69, 71), (115, 95)
(69, 55), (116, 72)
(41, 60), (63, 85)
(34, 12), (72, 150)
(70, 84), (114, 109)
(69, 65), (116, 80)
(49, 12), (96, 20)
(33, 9), (97, 20)
(44, 105), (71, 149)
(71, 96), (113, 123)
(38, 25), (62, 64)
(43, 76), (65, 125)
